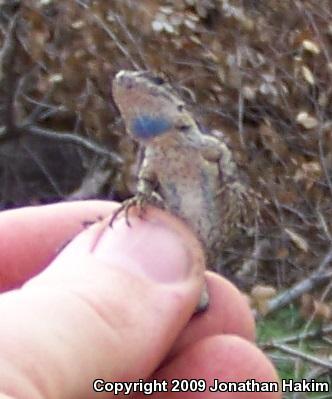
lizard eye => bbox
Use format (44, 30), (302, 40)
(178, 125), (190, 132)
(148, 76), (165, 85)
(138, 71), (166, 86)
(177, 104), (184, 112)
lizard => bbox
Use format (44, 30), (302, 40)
(111, 70), (259, 310)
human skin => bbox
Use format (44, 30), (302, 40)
(0, 201), (281, 398)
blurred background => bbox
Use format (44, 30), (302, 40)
(1, 1), (332, 390)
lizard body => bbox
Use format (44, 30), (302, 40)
(112, 70), (256, 281)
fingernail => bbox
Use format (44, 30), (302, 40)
(93, 211), (196, 283)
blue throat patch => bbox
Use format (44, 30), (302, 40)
(131, 115), (172, 139)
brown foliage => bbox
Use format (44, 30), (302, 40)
(1, 0), (332, 289)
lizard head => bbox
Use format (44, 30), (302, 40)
(112, 70), (195, 143)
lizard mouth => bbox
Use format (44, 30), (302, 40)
(114, 71), (135, 90)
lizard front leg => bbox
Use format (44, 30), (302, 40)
(110, 159), (163, 226)
(135, 156), (165, 210)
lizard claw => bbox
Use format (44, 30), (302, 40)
(109, 196), (141, 228)
(109, 192), (165, 228)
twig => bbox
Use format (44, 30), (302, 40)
(236, 47), (245, 148)
(263, 248), (332, 315)
(21, 141), (63, 196)
(316, 207), (332, 242)
(0, 11), (123, 171)
(22, 86), (62, 125)
(317, 248), (332, 273)
(279, 204), (312, 226)
(75, 0), (140, 69)
(260, 323), (332, 345)
(261, 342), (332, 370)
(263, 269), (332, 316)
(19, 125), (123, 164)
(111, 11), (148, 70)
(0, 13), (19, 131)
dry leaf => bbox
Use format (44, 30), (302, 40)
(251, 285), (277, 315)
(301, 295), (332, 321)
(71, 20), (85, 29)
(242, 85), (256, 100)
(302, 39), (320, 54)
(285, 228), (309, 252)
(301, 161), (321, 175)
(296, 112), (318, 129)
(48, 73), (63, 83)
(313, 300), (332, 321)
(294, 161), (321, 189)
(251, 285), (277, 300)
(301, 65), (315, 85)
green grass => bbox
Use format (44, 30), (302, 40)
(257, 306), (331, 398)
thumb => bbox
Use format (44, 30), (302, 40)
(0, 207), (205, 398)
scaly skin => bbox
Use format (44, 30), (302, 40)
(112, 70), (257, 307)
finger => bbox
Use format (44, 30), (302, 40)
(0, 200), (117, 291)
(169, 272), (255, 357)
(134, 335), (281, 399)
(0, 207), (206, 398)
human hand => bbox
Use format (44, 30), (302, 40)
(0, 201), (280, 398)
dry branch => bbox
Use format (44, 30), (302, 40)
(263, 248), (332, 316)
(261, 342), (332, 370)
(0, 7), (122, 181)
(0, 13), (19, 132)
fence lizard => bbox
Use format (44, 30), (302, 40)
(111, 70), (258, 310)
